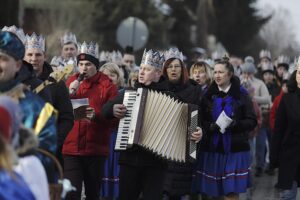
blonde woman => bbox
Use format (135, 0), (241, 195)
(100, 62), (125, 90)
(99, 62), (125, 199)
(128, 70), (139, 88)
(189, 61), (212, 92)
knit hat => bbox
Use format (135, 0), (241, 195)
(0, 96), (23, 147)
(77, 41), (99, 69)
(241, 57), (257, 74)
(0, 106), (12, 142)
(0, 31), (25, 60)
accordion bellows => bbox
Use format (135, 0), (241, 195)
(116, 88), (198, 162)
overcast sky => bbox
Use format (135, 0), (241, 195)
(256, 0), (300, 43)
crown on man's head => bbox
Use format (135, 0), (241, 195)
(78, 41), (99, 58)
(164, 47), (183, 62)
(259, 49), (271, 60)
(277, 55), (290, 65)
(60, 32), (77, 46)
(141, 49), (165, 69)
(25, 32), (45, 52)
(2, 25), (26, 44)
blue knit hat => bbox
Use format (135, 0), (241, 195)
(0, 31), (25, 60)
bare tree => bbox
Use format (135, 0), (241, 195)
(259, 7), (300, 57)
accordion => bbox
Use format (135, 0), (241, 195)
(115, 88), (198, 162)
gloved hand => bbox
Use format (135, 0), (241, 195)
(226, 120), (237, 131)
(209, 123), (221, 132)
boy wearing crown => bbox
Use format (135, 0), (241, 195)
(50, 32), (78, 72)
(102, 49), (177, 200)
(24, 32), (74, 167)
(62, 41), (118, 200)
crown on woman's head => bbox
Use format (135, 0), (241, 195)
(60, 32), (77, 46)
(277, 55), (290, 65)
(2, 25), (26, 44)
(164, 47), (183, 62)
(141, 49), (165, 69)
(78, 41), (99, 58)
(25, 32), (45, 52)
(259, 49), (271, 60)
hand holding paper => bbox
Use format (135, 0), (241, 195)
(215, 111), (233, 134)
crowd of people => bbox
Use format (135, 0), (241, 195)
(0, 25), (299, 200)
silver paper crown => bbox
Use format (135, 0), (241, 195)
(2, 25), (26, 44)
(109, 50), (123, 64)
(141, 49), (165, 69)
(295, 56), (300, 68)
(78, 41), (99, 58)
(261, 62), (274, 72)
(277, 55), (290, 65)
(60, 32), (77, 46)
(164, 47), (183, 62)
(259, 49), (271, 60)
(25, 32), (45, 52)
(99, 51), (109, 62)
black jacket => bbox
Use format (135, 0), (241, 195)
(38, 62), (74, 151)
(199, 76), (257, 153)
(270, 88), (300, 189)
(20, 61), (52, 103)
(163, 79), (203, 196)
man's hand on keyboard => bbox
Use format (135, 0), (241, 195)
(113, 104), (127, 119)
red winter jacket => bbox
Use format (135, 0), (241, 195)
(62, 72), (118, 156)
(269, 90), (284, 131)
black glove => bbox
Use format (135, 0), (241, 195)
(209, 123), (221, 132)
(226, 120), (237, 131)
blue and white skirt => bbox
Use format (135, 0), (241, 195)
(192, 151), (251, 197)
(100, 131), (120, 198)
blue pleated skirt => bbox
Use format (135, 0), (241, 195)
(192, 151), (251, 197)
(100, 131), (120, 198)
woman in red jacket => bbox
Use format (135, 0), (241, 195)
(63, 42), (118, 200)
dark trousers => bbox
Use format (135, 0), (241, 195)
(64, 155), (105, 200)
(119, 164), (165, 200)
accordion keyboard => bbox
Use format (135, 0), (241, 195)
(115, 90), (137, 150)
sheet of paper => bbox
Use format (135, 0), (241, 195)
(215, 110), (233, 134)
(71, 98), (89, 109)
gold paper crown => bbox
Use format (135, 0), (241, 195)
(25, 32), (45, 52)
(78, 41), (99, 58)
(259, 49), (271, 60)
(2, 25), (26, 44)
(141, 49), (165, 69)
(164, 47), (183, 62)
(277, 55), (290, 65)
(60, 32), (77, 46)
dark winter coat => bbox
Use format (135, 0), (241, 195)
(163, 79), (203, 196)
(199, 76), (257, 153)
(63, 72), (118, 156)
(270, 88), (300, 189)
(38, 62), (74, 154)
(20, 61), (52, 103)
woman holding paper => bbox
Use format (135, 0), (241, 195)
(192, 55), (257, 200)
